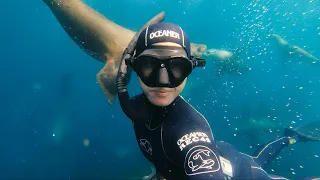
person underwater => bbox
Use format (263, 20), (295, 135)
(115, 15), (320, 179)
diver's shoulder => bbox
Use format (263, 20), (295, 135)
(177, 96), (199, 111)
(177, 95), (207, 120)
(130, 93), (149, 109)
(165, 96), (214, 141)
(176, 95), (190, 106)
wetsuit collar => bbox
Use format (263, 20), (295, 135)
(142, 93), (180, 129)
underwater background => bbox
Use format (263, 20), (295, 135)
(1, 0), (320, 179)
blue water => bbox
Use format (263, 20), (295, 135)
(1, 0), (319, 179)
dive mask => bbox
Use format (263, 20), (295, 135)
(126, 47), (206, 88)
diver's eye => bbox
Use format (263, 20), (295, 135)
(169, 58), (190, 79)
(136, 56), (159, 78)
(141, 60), (154, 77)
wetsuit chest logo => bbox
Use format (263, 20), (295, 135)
(177, 132), (211, 151)
(184, 145), (220, 176)
(139, 139), (153, 155)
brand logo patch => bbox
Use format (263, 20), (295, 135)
(149, 30), (180, 40)
(184, 145), (220, 176)
(139, 139), (152, 155)
(177, 132), (211, 151)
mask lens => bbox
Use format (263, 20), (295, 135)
(169, 58), (191, 79)
(135, 56), (158, 78)
(133, 55), (192, 88)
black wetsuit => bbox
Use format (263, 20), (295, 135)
(130, 94), (316, 180)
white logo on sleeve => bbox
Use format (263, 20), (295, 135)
(140, 139), (152, 155)
(177, 132), (211, 151)
(184, 145), (220, 176)
(220, 156), (233, 177)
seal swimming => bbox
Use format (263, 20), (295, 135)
(269, 34), (319, 65)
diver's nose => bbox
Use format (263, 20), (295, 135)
(158, 65), (170, 84)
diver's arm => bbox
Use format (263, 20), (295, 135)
(43, 0), (135, 63)
(168, 132), (225, 179)
(252, 137), (291, 168)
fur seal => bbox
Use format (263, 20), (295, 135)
(203, 48), (250, 76)
(269, 34), (319, 65)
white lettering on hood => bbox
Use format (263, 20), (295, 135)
(149, 30), (181, 40)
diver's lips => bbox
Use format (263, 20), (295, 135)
(151, 90), (170, 93)
(151, 90), (170, 96)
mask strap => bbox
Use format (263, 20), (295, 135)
(191, 56), (206, 68)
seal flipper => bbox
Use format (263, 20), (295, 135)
(97, 55), (132, 105)
(43, 0), (135, 105)
(97, 62), (117, 105)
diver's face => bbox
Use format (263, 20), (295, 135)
(139, 77), (187, 107)
(137, 42), (188, 106)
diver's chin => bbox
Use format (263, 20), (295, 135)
(147, 93), (175, 107)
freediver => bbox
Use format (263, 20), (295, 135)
(115, 18), (319, 179)
(42, 1), (319, 179)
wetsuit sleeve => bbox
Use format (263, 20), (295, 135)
(252, 137), (290, 168)
(162, 114), (226, 179)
